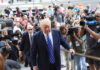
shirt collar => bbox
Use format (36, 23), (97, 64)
(43, 31), (52, 36)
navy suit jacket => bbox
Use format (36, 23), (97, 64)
(31, 30), (72, 70)
(20, 32), (32, 61)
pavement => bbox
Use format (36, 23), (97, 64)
(20, 64), (67, 70)
(21, 67), (66, 70)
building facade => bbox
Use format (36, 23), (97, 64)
(0, 0), (9, 3)
(9, 0), (53, 3)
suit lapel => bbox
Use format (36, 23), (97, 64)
(40, 31), (56, 50)
(40, 31), (48, 47)
(52, 30), (56, 48)
(27, 33), (31, 46)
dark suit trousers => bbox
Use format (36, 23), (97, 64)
(49, 63), (57, 70)
(25, 57), (33, 70)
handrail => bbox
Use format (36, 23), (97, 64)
(64, 50), (100, 61)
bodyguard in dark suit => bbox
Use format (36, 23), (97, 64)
(20, 25), (34, 70)
(31, 18), (75, 70)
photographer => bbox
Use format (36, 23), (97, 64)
(8, 37), (20, 61)
(84, 12), (100, 70)
(0, 41), (11, 70)
(84, 12), (100, 39)
(0, 42), (7, 70)
(0, 30), (11, 42)
(84, 25), (100, 39)
(0, 41), (21, 70)
(69, 26), (87, 70)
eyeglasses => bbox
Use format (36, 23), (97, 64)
(96, 16), (100, 18)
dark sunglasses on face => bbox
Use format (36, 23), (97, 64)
(28, 29), (33, 30)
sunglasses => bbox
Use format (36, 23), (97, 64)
(28, 29), (33, 30)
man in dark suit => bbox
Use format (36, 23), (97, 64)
(20, 24), (34, 70)
(31, 18), (75, 70)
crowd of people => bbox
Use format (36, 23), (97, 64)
(0, 2), (100, 70)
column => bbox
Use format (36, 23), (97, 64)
(33, 0), (40, 3)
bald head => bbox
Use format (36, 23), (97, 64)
(27, 25), (34, 34)
(40, 18), (51, 34)
(95, 11), (100, 21)
(27, 25), (33, 29)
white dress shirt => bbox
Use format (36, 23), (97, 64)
(43, 32), (53, 47)
(29, 33), (33, 45)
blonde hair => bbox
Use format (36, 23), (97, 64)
(40, 18), (51, 29)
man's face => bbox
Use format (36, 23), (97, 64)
(42, 25), (51, 34)
(62, 28), (67, 35)
(96, 13), (100, 21)
(27, 27), (33, 34)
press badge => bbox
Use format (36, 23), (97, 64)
(98, 39), (100, 43)
(75, 41), (80, 46)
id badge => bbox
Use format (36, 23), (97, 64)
(75, 41), (80, 46)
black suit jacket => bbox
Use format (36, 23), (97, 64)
(20, 32), (32, 61)
(31, 30), (72, 70)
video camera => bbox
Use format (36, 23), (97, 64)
(0, 29), (20, 40)
(80, 19), (100, 32)
(0, 42), (11, 54)
(85, 15), (95, 21)
(0, 29), (21, 46)
(81, 15), (98, 23)
(0, 19), (13, 29)
(68, 26), (79, 35)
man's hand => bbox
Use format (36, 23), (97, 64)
(84, 25), (100, 39)
(84, 25), (89, 30)
(69, 49), (75, 54)
(73, 33), (77, 38)
(33, 66), (38, 70)
(19, 51), (23, 57)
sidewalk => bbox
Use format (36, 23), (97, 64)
(21, 67), (66, 70)
(20, 64), (67, 70)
